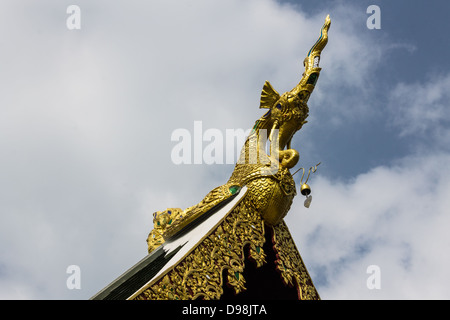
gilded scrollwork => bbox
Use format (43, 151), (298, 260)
(140, 15), (330, 300)
(135, 198), (320, 300)
(135, 196), (266, 300)
(272, 221), (320, 300)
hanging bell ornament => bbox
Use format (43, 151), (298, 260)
(301, 183), (312, 208)
(300, 183), (311, 196)
(293, 162), (320, 209)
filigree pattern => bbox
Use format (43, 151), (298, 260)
(134, 197), (266, 300)
(139, 16), (331, 300)
(272, 221), (320, 300)
(134, 199), (320, 300)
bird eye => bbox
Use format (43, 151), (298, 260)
(275, 103), (282, 110)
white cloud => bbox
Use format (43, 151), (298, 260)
(388, 73), (450, 145)
(286, 152), (450, 299)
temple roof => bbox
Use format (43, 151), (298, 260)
(91, 16), (330, 301)
(91, 186), (319, 300)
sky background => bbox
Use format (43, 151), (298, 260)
(1, 0), (450, 299)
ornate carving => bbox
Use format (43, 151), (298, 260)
(141, 15), (331, 300)
(272, 221), (320, 300)
(135, 198), (320, 300)
(136, 196), (266, 300)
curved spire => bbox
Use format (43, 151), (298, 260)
(290, 15), (331, 102)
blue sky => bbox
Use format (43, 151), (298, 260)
(1, 0), (450, 299)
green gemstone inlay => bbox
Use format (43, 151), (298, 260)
(229, 185), (240, 195)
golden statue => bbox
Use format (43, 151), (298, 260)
(138, 15), (331, 300)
